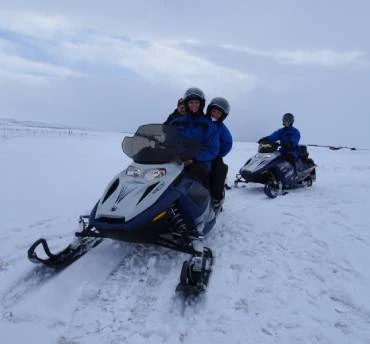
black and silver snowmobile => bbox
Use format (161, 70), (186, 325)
(234, 140), (316, 198)
(28, 124), (218, 296)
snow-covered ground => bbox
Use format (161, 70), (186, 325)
(0, 118), (89, 140)
(1, 123), (369, 344)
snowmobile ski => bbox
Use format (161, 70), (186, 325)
(176, 247), (213, 297)
(28, 236), (103, 269)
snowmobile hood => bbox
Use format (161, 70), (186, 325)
(240, 151), (281, 174)
(95, 162), (183, 222)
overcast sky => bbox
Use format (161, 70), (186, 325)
(1, 1), (369, 147)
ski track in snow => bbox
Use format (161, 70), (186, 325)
(1, 126), (370, 344)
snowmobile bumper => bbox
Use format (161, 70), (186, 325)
(86, 201), (173, 244)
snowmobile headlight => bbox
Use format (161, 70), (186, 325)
(126, 165), (141, 177)
(143, 168), (166, 180)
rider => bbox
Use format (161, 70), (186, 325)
(258, 113), (301, 169)
(163, 97), (186, 124)
(169, 87), (219, 190)
(206, 97), (233, 209)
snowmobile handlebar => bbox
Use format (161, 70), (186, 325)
(258, 140), (280, 153)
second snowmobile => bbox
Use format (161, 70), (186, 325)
(28, 124), (218, 296)
(234, 140), (316, 198)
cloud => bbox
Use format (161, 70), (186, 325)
(275, 49), (368, 68)
(5, 8), (367, 98)
(0, 37), (17, 52)
(221, 44), (369, 69)
(0, 11), (73, 40)
(58, 34), (257, 97)
(0, 69), (48, 85)
(0, 11), (83, 84)
(0, 9), (258, 96)
(0, 52), (83, 84)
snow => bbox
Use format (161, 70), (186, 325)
(1, 123), (369, 344)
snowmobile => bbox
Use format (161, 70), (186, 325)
(234, 139), (316, 198)
(27, 124), (218, 296)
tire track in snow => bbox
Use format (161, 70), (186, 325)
(63, 244), (190, 343)
(5, 240), (130, 325)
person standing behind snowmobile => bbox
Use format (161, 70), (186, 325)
(206, 97), (233, 210)
(169, 87), (219, 190)
(163, 97), (186, 124)
(258, 113), (301, 167)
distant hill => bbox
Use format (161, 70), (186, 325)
(0, 118), (80, 130)
(0, 118), (130, 140)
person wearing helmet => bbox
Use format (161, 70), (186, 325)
(169, 87), (219, 190)
(163, 97), (186, 125)
(258, 113), (301, 167)
(206, 97), (233, 210)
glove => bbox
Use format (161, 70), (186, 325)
(258, 137), (267, 144)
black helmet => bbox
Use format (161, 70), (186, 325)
(282, 113), (294, 126)
(206, 97), (230, 121)
(183, 87), (206, 114)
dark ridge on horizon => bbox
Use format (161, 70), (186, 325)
(0, 118), (80, 130)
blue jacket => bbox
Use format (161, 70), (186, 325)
(170, 115), (219, 169)
(266, 126), (301, 158)
(214, 121), (233, 157)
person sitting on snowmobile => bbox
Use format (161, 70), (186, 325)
(163, 97), (186, 124)
(258, 113), (301, 168)
(169, 87), (219, 190)
(206, 97), (233, 210)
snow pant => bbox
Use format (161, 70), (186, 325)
(184, 162), (210, 190)
(284, 152), (299, 170)
(209, 157), (228, 201)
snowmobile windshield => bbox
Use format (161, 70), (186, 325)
(122, 124), (203, 164)
(258, 141), (279, 153)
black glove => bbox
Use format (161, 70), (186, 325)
(258, 137), (267, 144)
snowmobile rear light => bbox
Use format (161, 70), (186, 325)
(126, 165), (141, 177)
(143, 168), (166, 180)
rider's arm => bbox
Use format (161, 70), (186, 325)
(219, 124), (233, 157)
(195, 124), (220, 162)
(265, 128), (282, 142)
(290, 128), (301, 145)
